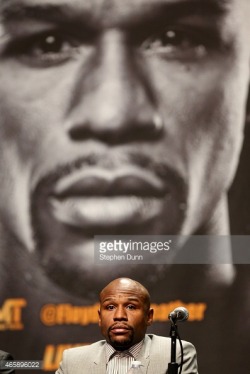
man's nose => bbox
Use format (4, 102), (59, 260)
(113, 306), (128, 321)
(66, 30), (163, 144)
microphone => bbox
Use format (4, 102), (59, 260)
(168, 307), (189, 322)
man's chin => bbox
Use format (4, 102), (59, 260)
(31, 204), (182, 299)
(109, 338), (134, 350)
(33, 231), (173, 300)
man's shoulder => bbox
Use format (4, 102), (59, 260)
(146, 334), (171, 344)
(63, 340), (106, 358)
(144, 335), (198, 373)
(0, 350), (13, 360)
(146, 334), (195, 350)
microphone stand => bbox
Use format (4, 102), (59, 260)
(167, 318), (179, 374)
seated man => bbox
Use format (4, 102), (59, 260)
(56, 278), (198, 373)
(0, 351), (15, 374)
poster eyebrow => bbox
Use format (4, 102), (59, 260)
(0, 1), (93, 24)
(0, 0), (232, 23)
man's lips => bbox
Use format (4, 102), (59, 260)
(110, 324), (132, 334)
(52, 167), (166, 197)
(48, 166), (169, 230)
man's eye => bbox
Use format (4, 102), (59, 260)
(31, 34), (73, 54)
(141, 27), (209, 59)
(126, 305), (136, 310)
(106, 305), (115, 310)
(4, 31), (81, 67)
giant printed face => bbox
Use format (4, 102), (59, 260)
(0, 0), (249, 296)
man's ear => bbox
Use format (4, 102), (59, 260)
(147, 308), (154, 326)
(98, 309), (101, 326)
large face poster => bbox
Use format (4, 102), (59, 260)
(0, 0), (250, 373)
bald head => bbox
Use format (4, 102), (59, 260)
(99, 278), (151, 311)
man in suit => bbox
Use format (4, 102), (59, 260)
(56, 278), (198, 373)
(0, 351), (15, 374)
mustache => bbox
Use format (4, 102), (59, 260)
(108, 323), (133, 332)
(31, 149), (186, 197)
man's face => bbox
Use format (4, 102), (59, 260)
(98, 279), (153, 349)
(0, 0), (249, 294)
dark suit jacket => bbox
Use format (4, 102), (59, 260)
(56, 334), (198, 374)
(0, 350), (15, 374)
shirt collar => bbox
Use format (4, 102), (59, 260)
(105, 339), (144, 364)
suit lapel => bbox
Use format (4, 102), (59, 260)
(91, 343), (106, 374)
(137, 335), (151, 373)
(91, 362), (106, 374)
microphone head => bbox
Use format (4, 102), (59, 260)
(168, 307), (189, 322)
